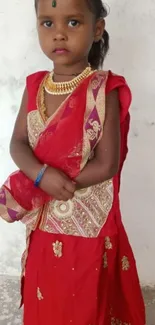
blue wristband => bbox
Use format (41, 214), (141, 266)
(34, 164), (48, 187)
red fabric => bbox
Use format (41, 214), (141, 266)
(106, 71), (131, 190)
(26, 71), (48, 113)
(24, 229), (110, 325)
(23, 225), (145, 325)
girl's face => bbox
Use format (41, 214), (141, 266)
(36, 0), (104, 69)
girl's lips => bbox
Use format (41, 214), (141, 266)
(54, 48), (69, 54)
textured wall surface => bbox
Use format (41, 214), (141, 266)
(0, 0), (155, 285)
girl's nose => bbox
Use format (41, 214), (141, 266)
(53, 26), (67, 41)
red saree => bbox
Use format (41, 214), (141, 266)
(0, 70), (145, 325)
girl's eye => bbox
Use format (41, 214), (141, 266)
(68, 20), (79, 27)
(43, 21), (53, 28)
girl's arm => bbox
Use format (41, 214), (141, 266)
(10, 89), (75, 201)
(75, 89), (120, 189)
(10, 89), (44, 181)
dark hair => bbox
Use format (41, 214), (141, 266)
(34, 0), (109, 69)
(87, 0), (109, 69)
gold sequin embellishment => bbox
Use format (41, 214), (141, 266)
(52, 241), (63, 258)
(122, 256), (130, 271)
(105, 236), (113, 250)
(27, 110), (44, 149)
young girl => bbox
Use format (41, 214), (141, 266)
(0, 0), (145, 324)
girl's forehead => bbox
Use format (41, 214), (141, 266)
(38, 0), (89, 14)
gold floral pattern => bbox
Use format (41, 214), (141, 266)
(52, 201), (74, 219)
(86, 119), (101, 141)
(52, 241), (63, 258)
(122, 256), (130, 271)
(40, 180), (113, 238)
(105, 236), (113, 250)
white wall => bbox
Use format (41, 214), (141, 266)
(0, 0), (155, 285)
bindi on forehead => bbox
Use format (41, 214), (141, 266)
(52, 0), (57, 7)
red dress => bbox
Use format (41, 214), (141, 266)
(0, 71), (145, 325)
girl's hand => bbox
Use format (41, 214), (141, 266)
(40, 166), (76, 201)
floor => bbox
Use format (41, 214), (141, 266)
(0, 276), (154, 324)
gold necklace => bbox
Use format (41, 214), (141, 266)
(44, 66), (94, 95)
(37, 67), (95, 122)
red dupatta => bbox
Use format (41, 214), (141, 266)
(0, 71), (108, 221)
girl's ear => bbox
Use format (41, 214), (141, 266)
(94, 19), (105, 42)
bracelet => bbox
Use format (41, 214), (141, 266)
(34, 164), (48, 187)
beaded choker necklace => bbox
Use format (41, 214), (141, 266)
(44, 66), (94, 95)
